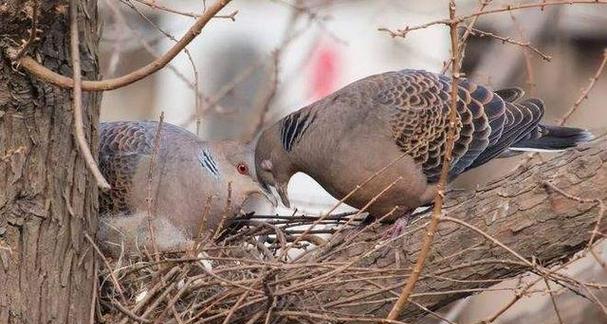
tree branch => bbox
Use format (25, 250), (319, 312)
(387, 1), (461, 319)
(5, 0), (232, 92)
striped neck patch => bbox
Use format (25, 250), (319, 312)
(280, 110), (317, 152)
(198, 149), (220, 177)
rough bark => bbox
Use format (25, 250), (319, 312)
(0, 1), (101, 323)
(287, 135), (607, 323)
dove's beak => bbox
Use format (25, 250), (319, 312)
(247, 186), (278, 208)
(257, 182), (278, 207)
(241, 188), (278, 216)
(263, 190), (278, 207)
(276, 183), (290, 208)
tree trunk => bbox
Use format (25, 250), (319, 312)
(0, 1), (100, 322)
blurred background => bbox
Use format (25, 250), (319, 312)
(97, 0), (607, 322)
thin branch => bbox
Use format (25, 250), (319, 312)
(104, 0), (216, 119)
(480, 179), (605, 323)
(89, 259), (98, 324)
(543, 277), (565, 324)
(213, 183), (233, 241)
(580, 281), (607, 318)
(132, 0), (238, 20)
(7, 0), (232, 91)
(146, 112), (164, 262)
(247, 51), (279, 142)
(441, 216), (533, 268)
(116, 267), (181, 324)
(510, 11), (538, 95)
(110, 297), (152, 323)
(222, 289), (251, 324)
(379, 0), (607, 38)
(386, 1), (461, 319)
(275, 310), (406, 324)
(463, 26), (552, 61)
(84, 233), (127, 303)
(180, 60), (264, 128)
(558, 48), (607, 125)
(542, 180), (607, 270)
(120, 0), (203, 136)
(246, 6), (305, 142)
(442, 0), (491, 73)
(70, 0), (110, 190)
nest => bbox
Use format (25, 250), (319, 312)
(95, 211), (395, 323)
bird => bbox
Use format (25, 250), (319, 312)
(97, 121), (274, 257)
(255, 69), (593, 224)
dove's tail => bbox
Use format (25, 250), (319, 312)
(509, 125), (594, 153)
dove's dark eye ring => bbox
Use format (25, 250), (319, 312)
(236, 162), (249, 175)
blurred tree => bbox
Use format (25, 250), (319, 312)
(203, 39), (266, 140)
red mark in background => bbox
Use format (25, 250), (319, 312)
(308, 43), (341, 100)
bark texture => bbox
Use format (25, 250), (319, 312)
(0, 1), (100, 323)
(289, 135), (607, 322)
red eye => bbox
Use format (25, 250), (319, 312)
(236, 162), (249, 175)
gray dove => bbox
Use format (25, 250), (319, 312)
(98, 121), (273, 256)
(255, 69), (592, 222)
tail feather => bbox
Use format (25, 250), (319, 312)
(510, 125), (593, 152)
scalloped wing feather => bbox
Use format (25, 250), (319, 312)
(375, 70), (509, 182)
(99, 122), (158, 215)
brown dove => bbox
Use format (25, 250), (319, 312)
(98, 121), (274, 256)
(255, 69), (592, 222)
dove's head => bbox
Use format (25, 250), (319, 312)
(211, 141), (277, 209)
(254, 126), (297, 208)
